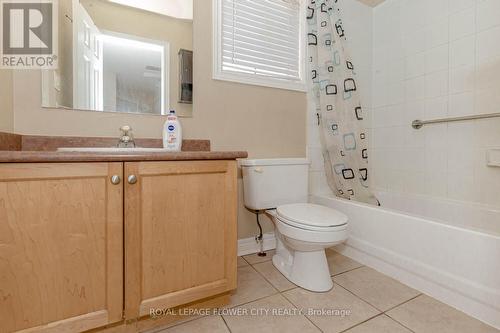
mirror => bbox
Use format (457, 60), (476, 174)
(41, 0), (193, 116)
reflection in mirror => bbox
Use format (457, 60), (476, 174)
(41, 0), (193, 116)
(100, 34), (165, 114)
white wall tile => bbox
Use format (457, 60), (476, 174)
(425, 44), (449, 73)
(449, 0), (476, 14)
(426, 19), (450, 49)
(448, 91), (474, 117)
(405, 76), (425, 101)
(425, 170), (448, 197)
(450, 36), (475, 68)
(476, 0), (500, 31)
(425, 70), (449, 99)
(447, 167), (475, 201)
(475, 86), (500, 114)
(449, 65), (475, 93)
(475, 55), (500, 91)
(424, 96), (448, 119)
(405, 52), (425, 79)
(450, 9), (475, 40)
(476, 25), (500, 62)
(425, 0), (449, 25)
(403, 29), (426, 56)
(447, 122), (476, 149)
(404, 100), (425, 124)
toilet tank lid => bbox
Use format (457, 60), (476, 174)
(239, 158), (310, 167)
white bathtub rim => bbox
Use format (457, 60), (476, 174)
(311, 193), (500, 239)
(374, 188), (500, 214)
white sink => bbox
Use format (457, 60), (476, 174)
(57, 147), (171, 153)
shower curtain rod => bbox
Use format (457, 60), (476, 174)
(412, 112), (500, 129)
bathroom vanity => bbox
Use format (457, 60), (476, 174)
(0, 134), (247, 333)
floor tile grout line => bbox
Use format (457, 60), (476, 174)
(246, 255), (380, 333)
(227, 284), (324, 333)
(153, 314), (212, 332)
(250, 261), (297, 293)
(245, 260), (282, 294)
(384, 312), (418, 333)
(382, 295), (424, 333)
(279, 289), (325, 333)
(331, 264), (365, 277)
(219, 314), (233, 333)
(180, 256), (418, 332)
(248, 255), (365, 293)
(241, 251), (274, 266)
(383, 293), (423, 314)
(279, 285), (300, 293)
(226, 290), (281, 310)
(337, 313), (384, 333)
(333, 277), (421, 315)
(332, 283), (384, 314)
(282, 281), (417, 333)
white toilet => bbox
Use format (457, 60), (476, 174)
(240, 158), (348, 292)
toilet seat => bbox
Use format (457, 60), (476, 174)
(276, 203), (348, 231)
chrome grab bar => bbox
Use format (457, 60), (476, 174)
(412, 112), (500, 129)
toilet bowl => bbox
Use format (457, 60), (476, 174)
(240, 158), (349, 292)
(267, 203), (348, 292)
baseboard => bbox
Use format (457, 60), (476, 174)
(237, 232), (276, 256)
(336, 237), (500, 330)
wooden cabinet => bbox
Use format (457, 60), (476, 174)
(124, 160), (237, 319)
(0, 160), (238, 331)
(0, 163), (123, 333)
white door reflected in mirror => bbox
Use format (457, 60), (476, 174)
(41, 0), (193, 116)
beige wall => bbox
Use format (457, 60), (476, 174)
(0, 70), (13, 132)
(7, 0), (307, 239)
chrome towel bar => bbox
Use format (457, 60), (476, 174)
(412, 112), (500, 129)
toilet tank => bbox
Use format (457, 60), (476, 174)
(240, 158), (310, 210)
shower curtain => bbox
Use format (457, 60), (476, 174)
(307, 0), (378, 205)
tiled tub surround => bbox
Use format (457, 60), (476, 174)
(306, 1), (500, 329)
(154, 249), (499, 333)
(370, 0), (500, 206)
(308, 0), (500, 204)
(312, 193), (500, 330)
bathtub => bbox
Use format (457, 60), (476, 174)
(311, 191), (500, 329)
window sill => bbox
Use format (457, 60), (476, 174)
(213, 72), (307, 93)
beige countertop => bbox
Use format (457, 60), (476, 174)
(0, 132), (248, 163)
(0, 150), (248, 163)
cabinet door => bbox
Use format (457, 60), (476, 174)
(0, 163), (123, 333)
(124, 161), (237, 319)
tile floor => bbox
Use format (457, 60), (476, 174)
(158, 249), (499, 333)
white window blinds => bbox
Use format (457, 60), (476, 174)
(217, 0), (304, 89)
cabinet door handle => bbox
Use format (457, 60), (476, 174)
(128, 175), (138, 184)
(110, 175), (121, 185)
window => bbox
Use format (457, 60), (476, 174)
(213, 0), (306, 91)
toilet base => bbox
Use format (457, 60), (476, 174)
(272, 237), (333, 292)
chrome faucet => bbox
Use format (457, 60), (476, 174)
(117, 125), (136, 148)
